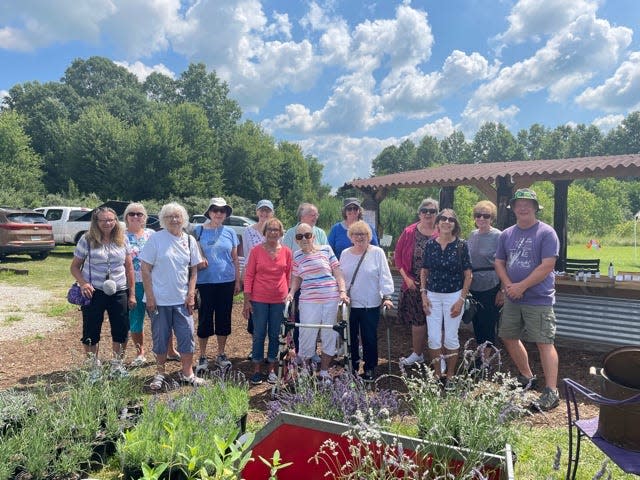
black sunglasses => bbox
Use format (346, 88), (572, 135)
(420, 208), (438, 215)
(295, 232), (313, 240)
(209, 207), (227, 214)
(438, 216), (457, 223)
(474, 213), (491, 219)
(345, 206), (360, 212)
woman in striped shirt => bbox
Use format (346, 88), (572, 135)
(286, 223), (349, 383)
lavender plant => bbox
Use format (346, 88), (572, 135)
(267, 367), (401, 426)
(402, 341), (532, 479)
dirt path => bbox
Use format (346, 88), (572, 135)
(0, 283), (605, 426)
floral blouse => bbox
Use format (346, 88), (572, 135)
(422, 238), (472, 293)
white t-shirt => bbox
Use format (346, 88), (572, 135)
(340, 246), (394, 308)
(139, 230), (202, 306)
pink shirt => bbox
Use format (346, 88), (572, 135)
(244, 244), (292, 304)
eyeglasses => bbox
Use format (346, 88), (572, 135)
(420, 208), (438, 215)
(345, 206), (360, 212)
(265, 228), (281, 233)
(98, 218), (116, 224)
(127, 212), (144, 217)
(474, 213), (491, 219)
(351, 232), (367, 237)
(438, 216), (457, 223)
(210, 207), (226, 214)
(295, 232), (313, 240)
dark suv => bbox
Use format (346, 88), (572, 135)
(0, 208), (55, 260)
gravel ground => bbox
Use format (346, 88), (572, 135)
(0, 285), (63, 341)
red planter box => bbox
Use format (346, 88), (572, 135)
(243, 412), (514, 479)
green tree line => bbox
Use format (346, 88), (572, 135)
(1, 55), (640, 238)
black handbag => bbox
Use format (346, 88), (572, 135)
(461, 294), (478, 324)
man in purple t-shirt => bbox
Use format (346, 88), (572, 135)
(495, 188), (560, 411)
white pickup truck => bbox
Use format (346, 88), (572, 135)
(35, 201), (129, 244)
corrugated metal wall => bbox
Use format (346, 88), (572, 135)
(554, 293), (640, 346)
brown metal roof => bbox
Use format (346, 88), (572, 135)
(347, 154), (640, 190)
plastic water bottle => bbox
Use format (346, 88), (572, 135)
(608, 262), (615, 279)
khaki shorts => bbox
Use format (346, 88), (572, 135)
(498, 299), (556, 344)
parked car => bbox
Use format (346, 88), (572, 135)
(0, 207), (55, 260)
(35, 201), (128, 244)
(188, 214), (256, 257)
(34, 206), (91, 244)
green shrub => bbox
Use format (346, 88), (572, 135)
(118, 372), (250, 476)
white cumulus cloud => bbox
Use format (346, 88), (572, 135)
(494, 0), (599, 47)
(463, 10), (632, 132)
(115, 61), (175, 81)
(592, 114), (624, 133)
(575, 52), (640, 112)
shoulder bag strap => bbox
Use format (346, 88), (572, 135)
(346, 248), (368, 296)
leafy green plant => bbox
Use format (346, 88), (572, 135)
(118, 373), (250, 476)
(259, 450), (293, 480)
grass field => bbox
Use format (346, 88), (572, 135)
(566, 244), (640, 273)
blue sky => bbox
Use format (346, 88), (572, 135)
(1, 0), (640, 188)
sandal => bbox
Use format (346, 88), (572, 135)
(179, 372), (206, 386)
(167, 353), (181, 362)
(150, 373), (165, 390)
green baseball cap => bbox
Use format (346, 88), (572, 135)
(509, 188), (543, 210)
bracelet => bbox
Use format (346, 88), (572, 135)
(339, 289), (346, 293)
(419, 288), (427, 293)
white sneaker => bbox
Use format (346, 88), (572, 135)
(267, 372), (278, 384)
(216, 354), (232, 369)
(399, 352), (424, 366)
(195, 357), (209, 374)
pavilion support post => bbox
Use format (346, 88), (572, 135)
(553, 180), (571, 271)
(496, 176), (515, 230)
(439, 187), (455, 210)
(361, 188), (384, 236)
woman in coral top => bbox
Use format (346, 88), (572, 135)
(243, 218), (292, 385)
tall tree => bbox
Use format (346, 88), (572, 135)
(64, 105), (133, 198)
(0, 111), (45, 206)
(143, 72), (179, 104)
(62, 56), (140, 98)
(441, 130), (471, 164)
(603, 111), (640, 154)
(177, 64), (241, 152)
(471, 122), (524, 163)
(167, 103), (223, 198)
(414, 135), (445, 169)
(517, 123), (548, 160)
(223, 121), (281, 202)
(566, 124), (604, 158)
(538, 125), (572, 159)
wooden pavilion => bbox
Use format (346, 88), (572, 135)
(346, 154), (640, 270)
